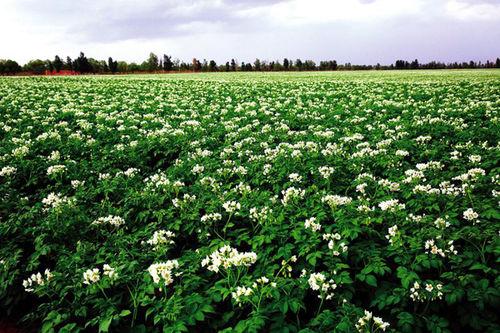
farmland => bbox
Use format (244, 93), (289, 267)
(0, 70), (499, 332)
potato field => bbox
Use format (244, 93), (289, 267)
(0, 70), (499, 332)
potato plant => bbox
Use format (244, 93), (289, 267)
(0, 71), (499, 332)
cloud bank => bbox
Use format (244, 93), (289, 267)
(1, 0), (499, 64)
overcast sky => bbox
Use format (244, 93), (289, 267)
(1, 0), (499, 65)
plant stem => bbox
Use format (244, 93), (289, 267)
(316, 296), (325, 317)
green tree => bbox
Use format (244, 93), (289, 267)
(65, 56), (73, 70)
(76, 52), (92, 73)
(117, 61), (128, 73)
(147, 52), (159, 71)
(108, 57), (118, 74)
(163, 54), (173, 71)
(53, 55), (63, 72)
(173, 58), (180, 71)
(395, 60), (409, 69)
(192, 58), (201, 72)
(24, 59), (47, 75)
(274, 60), (284, 71)
(319, 60), (337, 71)
(254, 58), (261, 71)
(303, 60), (316, 70)
(128, 62), (140, 72)
(209, 60), (217, 71)
(0, 59), (21, 74)
(295, 59), (303, 71)
(88, 58), (106, 73)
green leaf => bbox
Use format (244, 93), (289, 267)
(98, 316), (113, 333)
(290, 300), (301, 313)
(59, 323), (77, 333)
(365, 275), (377, 287)
(41, 322), (55, 333)
(194, 311), (205, 321)
(120, 310), (132, 317)
(397, 312), (415, 333)
(279, 300), (289, 314)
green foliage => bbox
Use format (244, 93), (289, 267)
(0, 71), (499, 332)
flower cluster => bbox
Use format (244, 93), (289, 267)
(23, 269), (54, 292)
(147, 260), (180, 286)
(201, 213), (222, 223)
(288, 173), (302, 183)
(323, 233), (348, 256)
(172, 194), (197, 208)
(321, 194), (352, 208)
(410, 281), (443, 301)
(424, 238), (458, 257)
(232, 276), (277, 305)
(192, 164), (205, 174)
(308, 272), (337, 300)
(232, 286), (253, 304)
(116, 167), (139, 178)
(0, 166), (16, 176)
(83, 268), (100, 285)
(463, 208), (479, 222)
(42, 192), (74, 210)
(144, 172), (173, 191)
(385, 225), (399, 245)
(145, 230), (175, 250)
(304, 217), (321, 232)
(46, 164), (67, 176)
(249, 207), (272, 223)
(434, 217), (450, 229)
(318, 166), (335, 179)
(222, 201), (241, 213)
(281, 187), (305, 205)
(83, 264), (117, 285)
(71, 180), (85, 188)
(355, 310), (390, 332)
(201, 245), (257, 273)
(92, 215), (125, 227)
(279, 256), (297, 277)
(378, 199), (405, 212)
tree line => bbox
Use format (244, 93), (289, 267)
(1, 52), (500, 75)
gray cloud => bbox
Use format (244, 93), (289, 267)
(1, 0), (499, 64)
(13, 0), (290, 42)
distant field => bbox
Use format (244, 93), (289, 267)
(0, 70), (499, 332)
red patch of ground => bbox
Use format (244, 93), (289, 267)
(0, 320), (24, 333)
